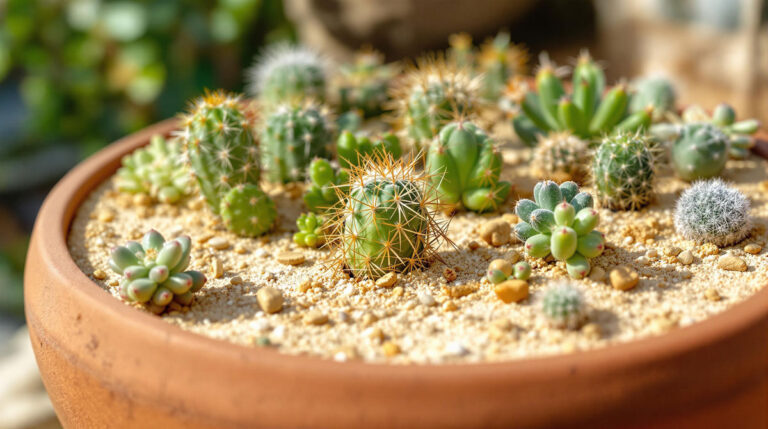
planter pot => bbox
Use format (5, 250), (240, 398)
(25, 121), (768, 428)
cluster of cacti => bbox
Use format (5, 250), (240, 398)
(293, 212), (326, 248)
(539, 282), (586, 330)
(337, 131), (402, 169)
(671, 123), (729, 181)
(508, 52), (651, 146)
(328, 154), (448, 279)
(674, 179), (751, 247)
(629, 76), (677, 122)
(220, 184), (277, 238)
(682, 104), (759, 159)
(336, 49), (395, 118)
(246, 43), (327, 105)
(486, 259), (532, 284)
(530, 132), (590, 184)
(425, 121), (511, 213)
(514, 181), (604, 279)
(109, 230), (206, 314)
(116, 134), (192, 204)
(261, 101), (334, 183)
(477, 31), (528, 101)
(591, 132), (656, 210)
(303, 158), (349, 212)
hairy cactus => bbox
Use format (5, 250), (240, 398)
(336, 49), (395, 118)
(329, 154), (449, 279)
(629, 76), (677, 121)
(514, 181), (603, 279)
(261, 101), (334, 183)
(293, 212), (326, 248)
(220, 184), (276, 237)
(591, 132), (656, 210)
(303, 158), (349, 212)
(530, 132), (590, 184)
(674, 179), (751, 247)
(337, 131), (402, 169)
(486, 259), (532, 284)
(425, 121), (511, 212)
(116, 134), (192, 204)
(539, 282), (586, 330)
(477, 31), (527, 101)
(671, 123), (729, 181)
(246, 43), (326, 104)
(109, 230), (206, 314)
(180, 91), (260, 214)
(682, 103), (759, 159)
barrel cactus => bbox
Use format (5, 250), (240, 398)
(425, 121), (511, 213)
(220, 184), (276, 237)
(303, 158), (349, 213)
(336, 49), (395, 118)
(109, 230), (207, 314)
(671, 123), (729, 181)
(261, 101), (334, 183)
(116, 134), (192, 204)
(514, 181), (603, 279)
(591, 132), (656, 210)
(293, 212), (326, 248)
(477, 31), (527, 101)
(539, 282), (587, 330)
(530, 131), (590, 184)
(629, 76), (677, 121)
(674, 179), (751, 247)
(682, 103), (759, 159)
(337, 131), (402, 169)
(246, 43), (326, 104)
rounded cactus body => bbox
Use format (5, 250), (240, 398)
(116, 134), (192, 204)
(336, 50), (395, 118)
(591, 132), (656, 210)
(303, 158), (349, 213)
(678, 103), (759, 159)
(337, 131), (402, 169)
(220, 184), (276, 238)
(674, 179), (751, 247)
(246, 43), (326, 104)
(261, 102), (334, 183)
(629, 76), (677, 121)
(477, 31), (527, 101)
(293, 212), (326, 248)
(539, 282), (586, 329)
(672, 123), (728, 181)
(531, 132), (589, 184)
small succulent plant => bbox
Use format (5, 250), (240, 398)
(514, 181), (604, 279)
(425, 121), (511, 213)
(261, 101), (334, 183)
(629, 76), (677, 121)
(246, 43), (327, 104)
(336, 49), (396, 118)
(530, 131), (590, 184)
(486, 259), (532, 283)
(682, 103), (759, 159)
(477, 31), (527, 101)
(293, 212), (326, 248)
(539, 281), (586, 330)
(220, 184), (276, 237)
(116, 134), (192, 204)
(109, 230), (206, 314)
(303, 158), (349, 213)
(674, 179), (751, 247)
(337, 130), (402, 169)
(448, 32), (475, 69)
(671, 123), (729, 181)
(591, 132), (656, 210)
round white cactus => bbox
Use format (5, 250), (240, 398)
(674, 179), (751, 247)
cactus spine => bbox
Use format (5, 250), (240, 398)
(293, 212), (326, 248)
(336, 49), (395, 118)
(220, 184), (276, 237)
(303, 158), (349, 213)
(591, 132), (656, 210)
(530, 131), (589, 184)
(539, 282), (586, 329)
(336, 131), (402, 169)
(116, 134), (192, 204)
(246, 43), (326, 104)
(671, 123), (728, 181)
(674, 179), (751, 247)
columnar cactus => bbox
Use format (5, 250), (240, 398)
(246, 43), (326, 104)
(303, 158), (349, 212)
(425, 121), (511, 213)
(514, 181), (603, 279)
(448, 32), (475, 69)
(336, 49), (395, 118)
(530, 131), (589, 184)
(682, 103), (759, 159)
(674, 179), (751, 247)
(629, 76), (677, 121)
(220, 184), (276, 237)
(477, 31), (527, 101)
(116, 134), (192, 204)
(671, 123), (728, 181)
(591, 132), (656, 210)
(539, 282), (586, 330)
(336, 131), (402, 169)
(109, 230), (207, 314)
(293, 212), (326, 248)
(261, 101), (334, 183)
(329, 154), (449, 279)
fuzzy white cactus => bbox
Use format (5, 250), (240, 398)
(674, 179), (751, 247)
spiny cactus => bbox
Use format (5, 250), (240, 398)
(530, 131), (590, 184)
(336, 49), (395, 118)
(220, 184), (276, 237)
(477, 31), (527, 101)
(591, 132), (656, 210)
(116, 134), (192, 204)
(180, 91), (260, 214)
(514, 181), (603, 279)
(539, 282), (586, 330)
(682, 103), (759, 159)
(246, 43), (326, 104)
(293, 212), (326, 248)
(486, 259), (532, 283)
(425, 121), (511, 213)
(328, 154), (449, 279)
(261, 101), (334, 183)
(671, 123), (728, 181)
(337, 130), (402, 169)
(629, 76), (677, 121)
(303, 158), (349, 212)
(109, 230), (206, 314)
(674, 179), (751, 247)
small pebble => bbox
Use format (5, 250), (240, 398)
(303, 311), (329, 325)
(444, 342), (469, 357)
(479, 218), (511, 247)
(257, 286), (284, 314)
(208, 237), (230, 250)
(588, 266), (606, 282)
(382, 341), (400, 356)
(97, 210), (114, 223)
(442, 301), (458, 312)
(277, 251), (305, 266)
(467, 241), (480, 251)
(744, 243), (762, 255)
(92, 269), (107, 280)
(664, 246), (682, 257)
(442, 268), (458, 283)
(133, 194), (152, 206)
(210, 257), (224, 279)
(581, 323), (601, 340)
(622, 236), (634, 246)
(493, 280), (529, 303)
(229, 276), (243, 285)
(645, 248), (658, 259)
(375, 272), (398, 288)
(361, 312), (378, 326)
(418, 292), (437, 307)
(677, 250), (694, 265)
(610, 265), (639, 291)
(705, 288), (721, 302)
(717, 255), (747, 272)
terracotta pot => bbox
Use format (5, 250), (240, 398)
(25, 122), (768, 428)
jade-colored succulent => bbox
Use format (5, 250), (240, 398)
(671, 123), (729, 181)
(629, 76), (677, 121)
(674, 179), (751, 247)
(336, 49), (395, 118)
(337, 130), (402, 169)
(220, 184), (276, 237)
(477, 31), (527, 101)
(539, 281), (586, 330)
(109, 230), (206, 314)
(682, 103), (759, 159)
(303, 158), (349, 213)
(486, 260), (532, 284)
(591, 132), (656, 210)
(246, 43), (327, 105)
(293, 212), (326, 248)
(116, 134), (192, 204)
(514, 181), (603, 279)
(425, 121), (511, 213)
(530, 131), (590, 184)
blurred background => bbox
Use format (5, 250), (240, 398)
(1, 0), (767, 427)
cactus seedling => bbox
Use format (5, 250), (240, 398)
(671, 123), (729, 181)
(246, 43), (327, 104)
(477, 31), (527, 101)
(682, 103), (760, 159)
(530, 131), (590, 184)
(591, 132), (656, 210)
(336, 49), (396, 118)
(514, 181), (603, 279)
(303, 158), (349, 212)
(629, 76), (677, 121)
(116, 134), (192, 204)
(109, 230), (206, 314)
(539, 282), (586, 330)
(220, 184), (276, 237)
(486, 259), (532, 283)
(425, 121), (511, 212)
(674, 179), (751, 247)
(336, 130), (402, 169)
(293, 212), (326, 248)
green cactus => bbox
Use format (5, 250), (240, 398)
(425, 121), (511, 213)
(336, 49), (395, 118)
(181, 91), (260, 214)
(336, 130), (402, 169)
(261, 101), (334, 183)
(116, 134), (192, 204)
(682, 103), (759, 159)
(448, 33), (475, 69)
(674, 179), (751, 247)
(487, 260), (532, 284)
(220, 184), (276, 237)
(530, 131), (590, 184)
(109, 230), (206, 314)
(477, 31), (527, 101)
(293, 212), (326, 248)
(671, 123), (729, 181)
(246, 43), (326, 105)
(539, 282), (586, 329)
(514, 181), (603, 279)
(303, 158), (349, 212)
(591, 132), (656, 210)
(629, 76), (677, 121)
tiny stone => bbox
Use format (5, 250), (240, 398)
(234, 245), (247, 255)
(651, 315), (678, 334)
(664, 246), (682, 257)
(257, 286), (284, 314)
(442, 301), (458, 312)
(622, 236), (634, 246)
(442, 268), (458, 283)
(717, 255), (747, 272)
(208, 237), (230, 250)
(493, 280), (529, 303)
(133, 194), (152, 206)
(418, 292), (437, 307)
(744, 243), (762, 255)
(610, 265), (639, 291)
(705, 288), (721, 302)
(645, 248), (658, 259)
(444, 342), (469, 357)
(468, 241), (480, 251)
(277, 251), (305, 266)
(677, 250), (694, 265)
(479, 218), (511, 247)
(365, 327), (384, 342)
(361, 312), (378, 326)
(375, 272), (398, 288)
(97, 210), (114, 223)
(382, 341), (400, 356)
(303, 311), (329, 325)
(392, 286), (404, 298)
(210, 257), (224, 279)
(92, 269), (107, 280)
(588, 266), (606, 282)
(581, 323), (601, 340)
(230, 276), (243, 285)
